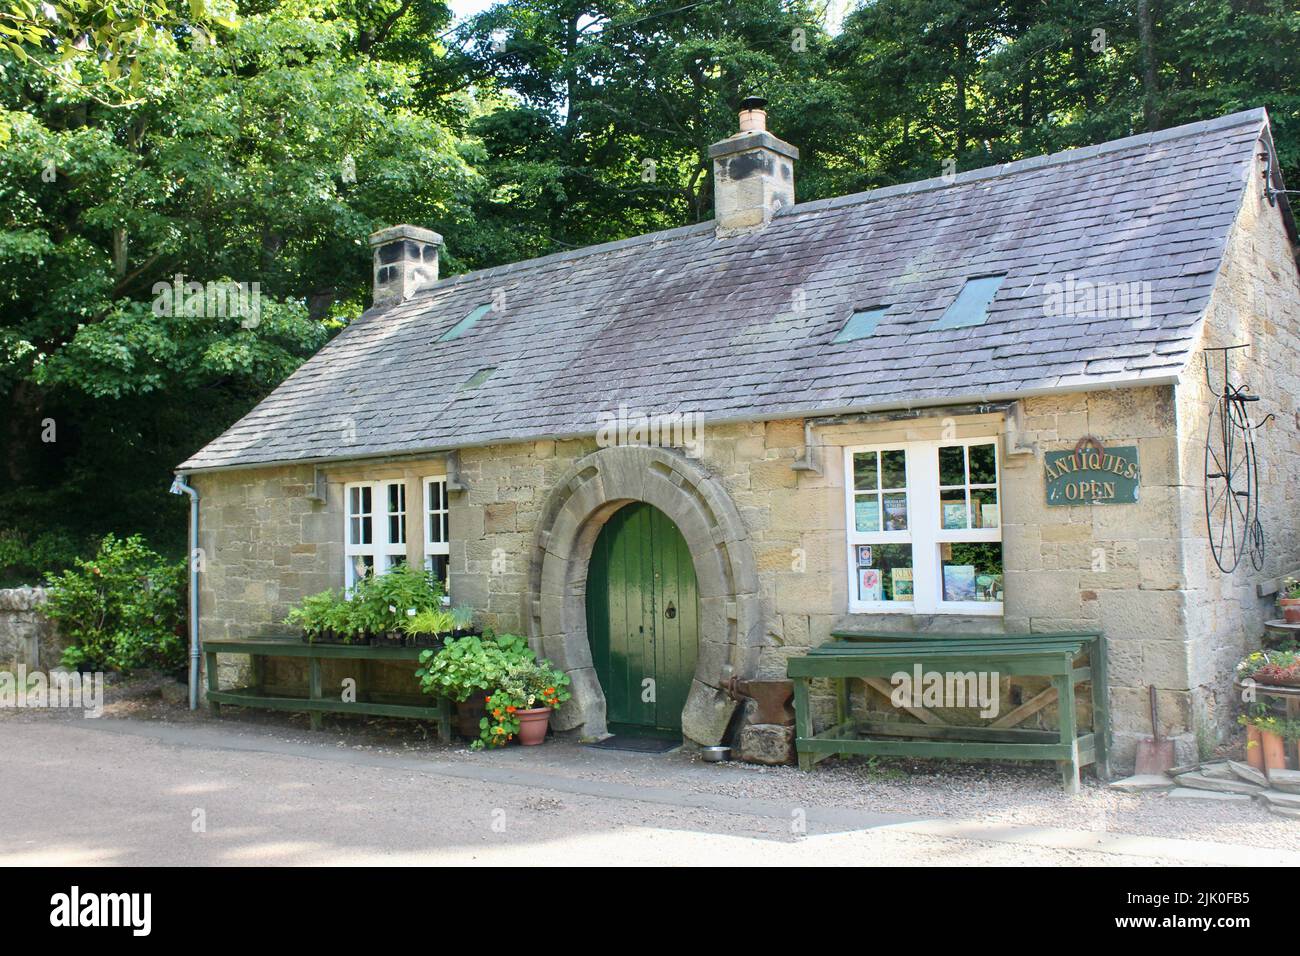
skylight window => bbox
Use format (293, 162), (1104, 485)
(439, 303), (493, 342)
(931, 275), (1005, 331)
(833, 307), (889, 343)
(461, 366), (496, 389)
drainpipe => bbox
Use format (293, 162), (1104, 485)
(169, 474), (201, 710)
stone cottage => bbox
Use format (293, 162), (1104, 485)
(178, 103), (1300, 771)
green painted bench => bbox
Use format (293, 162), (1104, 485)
(203, 636), (451, 741)
(786, 630), (1109, 793)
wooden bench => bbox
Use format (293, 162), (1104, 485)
(786, 630), (1109, 793)
(203, 636), (451, 741)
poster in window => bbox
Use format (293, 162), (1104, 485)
(854, 497), (880, 532)
(855, 545), (873, 567)
(890, 568), (914, 601)
(942, 564), (976, 602)
(858, 568), (883, 602)
(883, 496), (908, 531)
(942, 501), (968, 530)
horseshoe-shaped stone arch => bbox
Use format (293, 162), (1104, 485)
(526, 445), (762, 744)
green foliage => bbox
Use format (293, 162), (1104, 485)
(478, 658), (571, 749)
(415, 632), (534, 704)
(283, 566), (444, 643)
(351, 564), (445, 635)
(403, 607), (456, 638)
(42, 533), (185, 672)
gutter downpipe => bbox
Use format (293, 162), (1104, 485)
(169, 475), (201, 710)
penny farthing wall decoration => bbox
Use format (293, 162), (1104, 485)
(1203, 345), (1273, 573)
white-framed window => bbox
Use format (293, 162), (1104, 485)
(844, 438), (1003, 615)
(344, 480), (407, 589)
(423, 476), (450, 599)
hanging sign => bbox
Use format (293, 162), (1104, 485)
(1044, 437), (1140, 505)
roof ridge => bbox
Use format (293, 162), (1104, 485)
(374, 108), (1267, 314)
(777, 108), (1268, 222)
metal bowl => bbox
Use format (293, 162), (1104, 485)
(700, 745), (731, 763)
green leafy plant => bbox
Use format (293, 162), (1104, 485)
(43, 533), (185, 672)
(403, 607), (456, 641)
(284, 590), (339, 640)
(1283, 576), (1300, 600)
(351, 564), (443, 636)
(478, 658), (571, 749)
(415, 633), (534, 704)
(1236, 649), (1300, 685)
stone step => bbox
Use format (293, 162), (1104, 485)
(1173, 772), (1266, 796)
(1227, 760), (1268, 788)
(1167, 787), (1252, 802)
(1198, 761), (1235, 780)
(1267, 804), (1300, 819)
(1267, 768), (1300, 794)
(1260, 790), (1300, 810)
(1109, 774), (1174, 792)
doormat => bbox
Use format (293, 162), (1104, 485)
(586, 735), (681, 754)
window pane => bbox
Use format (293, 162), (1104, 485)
(940, 494), (968, 530)
(882, 492), (908, 531)
(360, 486), (371, 513)
(360, 515), (372, 545)
(351, 554), (374, 581)
(941, 543), (1003, 602)
(970, 488), (999, 529)
(856, 544), (913, 602)
(968, 443), (997, 484)
(349, 516), (360, 545)
(440, 512), (449, 542)
(880, 449), (906, 489)
(854, 493), (881, 532)
(938, 445), (965, 486)
(853, 452), (878, 492)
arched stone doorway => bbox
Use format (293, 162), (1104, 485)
(527, 445), (761, 744)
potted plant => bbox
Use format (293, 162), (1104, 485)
(1237, 648), (1300, 687)
(1256, 715), (1288, 772)
(1282, 718), (1300, 771)
(482, 658), (572, 747)
(449, 605), (478, 639)
(356, 565), (444, 646)
(403, 607), (455, 648)
(1238, 710), (1267, 771)
(1281, 577), (1300, 623)
(415, 633), (534, 739)
(285, 589), (349, 644)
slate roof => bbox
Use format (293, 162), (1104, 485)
(180, 108), (1286, 473)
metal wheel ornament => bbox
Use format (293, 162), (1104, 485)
(1203, 347), (1272, 574)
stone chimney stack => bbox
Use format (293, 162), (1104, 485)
(709, 97), (799, 235)
(369, 224), (443, 307)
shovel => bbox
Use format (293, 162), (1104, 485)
(1135, 685), (1175, 775)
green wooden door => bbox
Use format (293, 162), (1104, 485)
(586, 502), (699, 735)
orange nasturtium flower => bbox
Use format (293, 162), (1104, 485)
(545, 687), (555, 695)
(493, 709), (502, 717)
(506, 705), (516, 714)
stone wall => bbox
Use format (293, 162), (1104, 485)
(1175, 147), (1300, 746)
(195, 389), (1194, 763)
(0, 587), (63, 668)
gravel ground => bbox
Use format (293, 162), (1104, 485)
(10, 672), (1286, 854)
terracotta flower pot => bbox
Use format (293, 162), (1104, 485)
(515, 707), (552, 746)
(1246, 725), (1264, 770)
(1261, 730), (1287, 772)
(1280, 597), (1300, 623)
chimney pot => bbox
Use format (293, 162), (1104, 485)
(368, 224), (443, 307)
(738, 96), (767, 133)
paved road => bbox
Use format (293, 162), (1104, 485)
(2, 715), (1293, 866)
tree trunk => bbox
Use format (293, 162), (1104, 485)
(1138, 0), (1160, 131)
